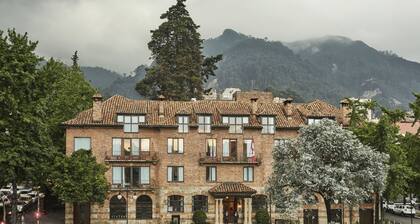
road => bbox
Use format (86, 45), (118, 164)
(23, 208), (64, 224)
(384, 211), (420, 224)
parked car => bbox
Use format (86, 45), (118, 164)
(386, 203), (395, 212)
(393, 204), (416, 216)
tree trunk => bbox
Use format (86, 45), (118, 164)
(11, 180), (18, 224)
(325, 199), (332, 224)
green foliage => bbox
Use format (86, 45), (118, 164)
(51, 150), (109, 203)
(0, 29), (55, 187)
(409, 92), (420, 134)
(348, 100), (418, 200)
(136, 0), (222, 100)
(192, 210), (207, 224)
(255, 209), (270, 224)
(39, 58), (95, 150)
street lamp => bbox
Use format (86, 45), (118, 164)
(1, 195), (8, 224)
(36, 193), (45, 224)
(118, 187), (129, 224)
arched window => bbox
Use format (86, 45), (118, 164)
(136, 195), (153, 219)
(252, 194), (267, 211)
(110, 195), (126, 219)
(168, 195), (184, 212)
(192, 195), (208, 212)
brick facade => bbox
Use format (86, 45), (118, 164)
(64, 91), (374, 224)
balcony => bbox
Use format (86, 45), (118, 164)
(110, 180), (158, 191)
(199, 153), (262, 165)
(104, 152), (159, 164)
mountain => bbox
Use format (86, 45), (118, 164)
(80, 65), (146, 99)
(203, 29), (420, 108)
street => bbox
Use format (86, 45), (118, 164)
(384, 211), (420, 224)
(22, 207), (64, 224)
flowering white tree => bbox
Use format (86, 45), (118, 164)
(268, 119), (388, 223)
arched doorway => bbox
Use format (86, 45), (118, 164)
(109, 195), (126, 219)
(136, 195), (152, 219)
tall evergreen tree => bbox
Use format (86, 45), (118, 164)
(71, 50), (79, 69)
(136, 0), (222, 100)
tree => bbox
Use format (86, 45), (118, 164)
(268, 119), (388, 224)
(39, 58), (95, 150)
(255, 209), (270, 224)
(71, 50), (79, 69)
(409, 92), (420, 135)
(50, 150), (108, 205)
(136, 0), (222, 100)
(192, 210), (207, 224)
(0, 29), (56, 223)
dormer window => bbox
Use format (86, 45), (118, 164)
(177, 115), (189, 133)
(117, 114), (145, 133)
(261, 116), (275, 134)
(198, 115), (211, 133)
(222, 116), (249, 134)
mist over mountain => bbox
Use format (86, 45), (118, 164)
(81, 29), (420, 108)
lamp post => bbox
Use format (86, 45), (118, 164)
(36, 193), (45, 224)
(118, 187), (130, 224)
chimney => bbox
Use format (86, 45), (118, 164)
(283, 97), (293, 118)
(251, 98), (258, 115)
(340, 99), (351, 125)
(92, 92), (103, 122)
(158, 95), (165, 118)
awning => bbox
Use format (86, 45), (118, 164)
(209, 182), (257, 198)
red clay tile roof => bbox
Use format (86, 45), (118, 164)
(209, 182), (257, 196)
(63, 95), (341, 128)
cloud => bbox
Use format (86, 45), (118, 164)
(1, 0), (420, 73)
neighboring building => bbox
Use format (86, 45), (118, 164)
(221, 88), (241, 100)
(396, 115), (419, 136)
(63, 91), (376, 224)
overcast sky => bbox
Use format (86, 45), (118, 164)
(1, 0), (419, 74)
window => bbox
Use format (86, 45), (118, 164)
(304, 209), (319, 224)
(136, 195), (152, 220)
(206, 166), (216, 182)
(74, 137), (91, 151)
(177, 116), (189, 133)
(222, 139), (237, 158)
(168, 195), (184, 212)
(243, 139), (255, 158)
(222, 116), (249, 133)
(274, 139), (289, 149)
(261, 116), (275, 134)
(117, 114), (145, 133)
(112, 166), (150, 187)
(206, 139), (216, 157)
(112, 138), (150, 156)
(192, 195), (208, 212)
(167, 166), (184, 182)
(167, 138), (184, 154)
(110, 195), (126, 219)
(243, 166), (254, 182)
(198, 115), (211, 133)
(307, 118), (322, 125)
(252, 195), (267, 211)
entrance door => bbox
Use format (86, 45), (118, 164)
(223, 197), (240, 223)
(359, 209), (373, 224)
(73, 202), (91, 224)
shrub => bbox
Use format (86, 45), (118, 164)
(192, 210), (207, 224)
(255, 209), (270, 224)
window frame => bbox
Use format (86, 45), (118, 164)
(243, 166), (254, 182)
(167, 166), (184, 182)
(110, 195), (127, 220)
(167, 195), (184, 212)
(177, 115), (189, 133)
(192, 195), (208, 212)
(112, 138), (150, 156)
(206, 166), (217, 182)
(167, 138), (184, 154)
(116, 114), (145, 133)
(222, 116), (249, 134)
(74, 137), (91, 151)
(206, 139), (217, 157)
(198, 115), (211, 133)
(136, 195), (153, 220)
(112, 166), (150, 188)
(261, 116), (275, 134)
